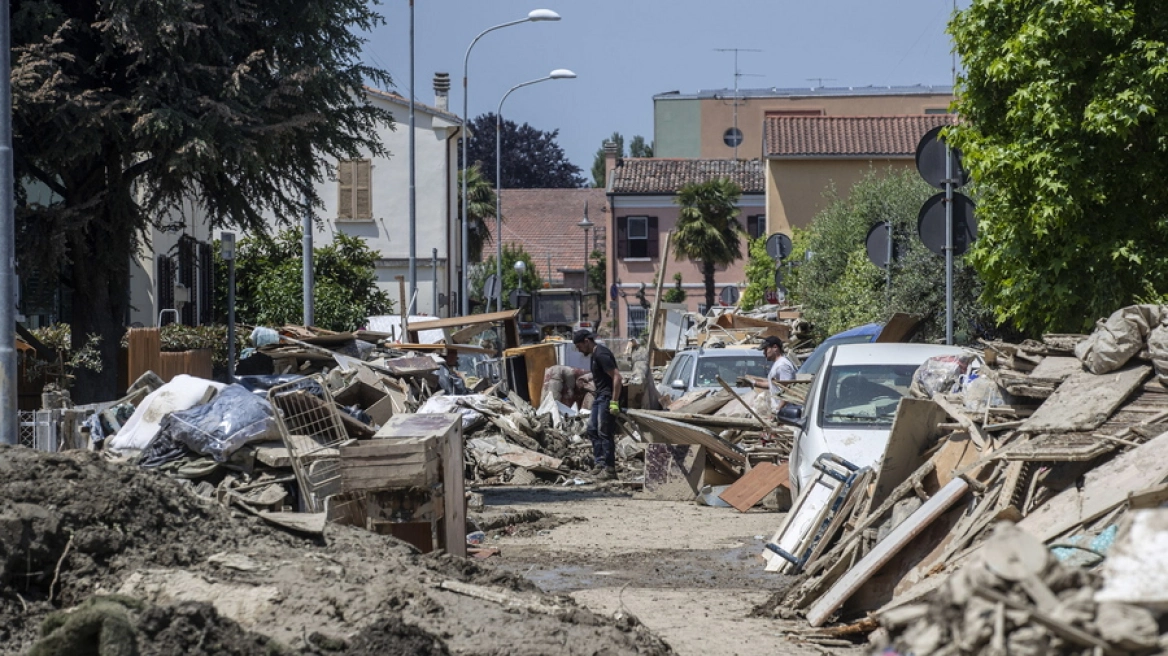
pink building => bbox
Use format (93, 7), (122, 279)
(603, 146), (765, 337)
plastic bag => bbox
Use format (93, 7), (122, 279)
(962, 375), (1005, 414)
(910, 353), (977, 399)
(161, 384), (279, 462)
(107, 375), (225, 453)
(249, 326), (280, 347)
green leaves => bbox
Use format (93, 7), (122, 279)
(672, 178), (745, 309)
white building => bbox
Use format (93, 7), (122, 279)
(127, 74), (463, 327)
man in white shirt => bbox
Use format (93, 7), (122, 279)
(756, 335), (797, 418)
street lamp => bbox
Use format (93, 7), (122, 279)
(495, 68), (576, 311)
(461, 10), (561, 317)
(577, 201), (594, 322)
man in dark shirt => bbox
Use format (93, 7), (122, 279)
(573, 330), (622, 481)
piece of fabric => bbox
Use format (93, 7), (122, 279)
(590, 344), (618, 397)
(586, 393), (616, 468)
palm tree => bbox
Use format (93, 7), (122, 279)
(672, 178), (745, 310)
(460, 163), (498, 262)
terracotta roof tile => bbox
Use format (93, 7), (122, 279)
(765, 114), (957, 158)
(486, 189), (609, 284)
(609, 159), (765, 194)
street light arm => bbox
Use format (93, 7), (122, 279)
(497, 76), (555, 116)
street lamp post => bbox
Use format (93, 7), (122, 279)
(495, 69), (576, 312)
(577, 201), (594, 322)
(461, 10), (561, 317)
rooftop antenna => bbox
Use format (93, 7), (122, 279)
(715, 48), (762, 159)
(805, 77), (837, 89)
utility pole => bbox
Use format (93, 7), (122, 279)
(0, 0), (16, 445)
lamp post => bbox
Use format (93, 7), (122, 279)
(461, 10), (561, 317)
(495, 69), (576, 312)
(220, 232), (237, 384)
(577, 201), (594, 322)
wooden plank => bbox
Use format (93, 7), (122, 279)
(719, 462), (789, 512)
(806, 478), (969, 627)
(873, 313), (923, 344)
(625, 409), (747, 464)
(638, 409), (765, 431)
(644, 230), (673, 368)
(870, 399), (947, 511)
(341, 439), (438, 459)
(1017, 430), (1168, 542)
(443, 417), (467, 558)
(1021, 364), (1152, 432)
(1027, 356), (1082, 383)
(258, 511), (327, 535)
(932, 395), (989, 450)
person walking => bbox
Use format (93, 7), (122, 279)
(573, 330), (622, 481)
(756, 335), (798, 418)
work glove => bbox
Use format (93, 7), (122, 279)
(608, 401), (621, 415)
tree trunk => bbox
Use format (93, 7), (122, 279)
(69, 214), (131, 404)
(703, 260), (716, 311)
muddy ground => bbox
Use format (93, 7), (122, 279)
(474, 485), (864, 656)
(0, 446), (670, 655)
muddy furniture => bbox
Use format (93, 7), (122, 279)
(338, 413), (466, 556)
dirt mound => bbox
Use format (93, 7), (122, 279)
(1, 446), (674, 656)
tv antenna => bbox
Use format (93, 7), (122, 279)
(805, 77), (837, 89)
(715, 48), (762, 159)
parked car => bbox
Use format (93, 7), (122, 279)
(657, 346), (770, 398)
(795, 322), (882, 379)
(779, 343), (976, 496)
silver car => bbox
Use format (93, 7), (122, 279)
(657, 347), (770, 398)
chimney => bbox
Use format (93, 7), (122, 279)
(603, 141), (620, 190)
(433, 72), (450, 112)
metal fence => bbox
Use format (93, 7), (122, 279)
(18, 410), (60, 452)
(627, 308), (648, 338)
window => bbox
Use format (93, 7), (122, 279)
(924, 108), (953, 115)
(723, 127), (743, 148)
(617, 216), (659, 259)
(337, 159), (372, 220)
(627, 307), (648, 337)
(746, 215), (766, 239)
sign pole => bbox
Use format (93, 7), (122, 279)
(944, 146), (954, 345)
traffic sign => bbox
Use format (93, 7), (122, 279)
(916, 125), (970, 189)
(865, 221), (898, 269)
(917, 192), (978, 256)
(765, 233), (793, 260)
(719, 286), (740, 305)
(483, 274), (499, 301)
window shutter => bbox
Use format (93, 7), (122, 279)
(355, 159), (372, 219)
(157, 255), (175, 325)
(337, 160), (354, 219)
(647, 217), (659, 258)
(198, 242), (213, 325)
(616, 216), (628, 259)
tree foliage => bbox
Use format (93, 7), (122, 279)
(216, 229), (393, 332)
(672, 178), (745, 310)
(739, 237), (775, 311)
(793, 168), (996, 343)
(459, 163), (497, 262)
(949, 0), (1168, 333)
(465, 113), (585, 189)
(662, 272), (688, 304)
(469, 243), (544, 311)
(590, 132), (653, 187)
(12, 0), (392, 401)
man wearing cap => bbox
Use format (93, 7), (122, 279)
(756, 335), (797, 418)
(573, 329), (621, 481)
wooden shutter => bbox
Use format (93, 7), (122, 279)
(157, 255), (175, 326)
(198, 242), (213, 325)
(647, 217), (659, 258)
(355, 159), (372, 219)
(616, 216), (628, 259)
(337, 160), (354, 219)
(179, 236), (196, 326)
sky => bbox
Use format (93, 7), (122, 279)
(363, 1), (970, 180)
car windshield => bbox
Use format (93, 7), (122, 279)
(534, 296), (578, 324)
(692, 354), (769, 388)
(820, 363), (919, 426)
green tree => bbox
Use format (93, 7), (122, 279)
(662, 272), (687, 304)
(739, 237), (775, 311)
(629, 135), (654, 158)
(587, 249), (606, 294)
(12, 0), (391, 401)
(216, 229), (393, 332)
(469, 243), (543, 311)
(459, 163), (498, 262)
(590, 132), (653, 187)
(794, 168), (994, 342)
(672, 178), (745, 310)
(949, 0), (1168, 334)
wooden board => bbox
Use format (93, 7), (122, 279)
(999, 432), (1116, 462)
(1017, 430), (1168, 542)
(719, 462), (789, 512)
(806, 478), (968, 627)
(1021, 365), (1152, 432)
(625, 410), (747, 464)
(873, 313), (923, 344)
(637, 444), (706, 501)
(1027, 356), (1082, 383)
(870, 399), (947, 511)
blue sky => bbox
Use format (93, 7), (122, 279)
(363, 1), (969, 179)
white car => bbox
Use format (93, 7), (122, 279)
(781, 343), (975, 496)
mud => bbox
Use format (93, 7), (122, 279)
(0, 446), (672, 655)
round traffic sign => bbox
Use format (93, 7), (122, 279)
(719, 286), (740, 305)
(765, 233), (793, 260)
(915, 125), (970, 189)
(483, 274), (499, 300)
(917, 192), (977, 256)
(865, 221), (897, 269)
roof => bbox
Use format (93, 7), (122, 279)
(654, 85), (954, 101)
(363, 86), (462, 123)
(487, 188), (609, 283)
(609, 159), (766, 195)
(765, 114), (957, 158)
(827, 343), (971, 367)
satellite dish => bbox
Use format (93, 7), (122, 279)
(765, 233), (794, 260)
(916, 125), (970, 189)
(917, 192), (977, 256)
(483, 274), (500, 300)
(865, 221), (898, 269)
(719, 286), (740, 305)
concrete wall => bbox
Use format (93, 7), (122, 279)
(653, 97), (702, 158)
(765, 159), (916, 234)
